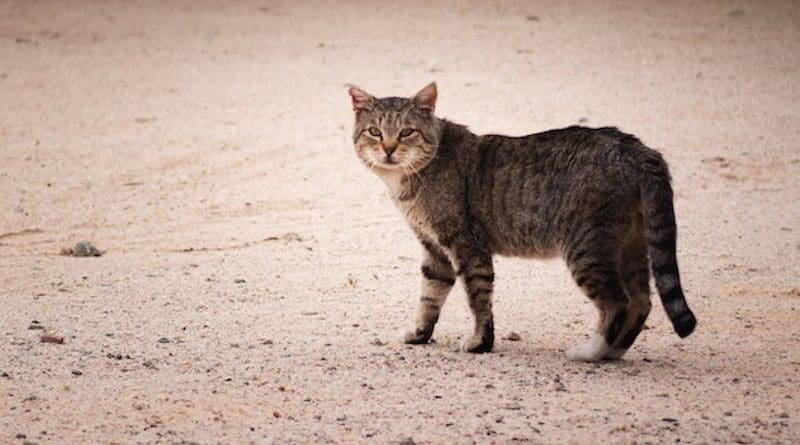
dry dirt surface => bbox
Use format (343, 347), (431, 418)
(2, 1), (799, 444)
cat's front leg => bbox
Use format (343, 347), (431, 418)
(455, 247), (495, 353)
(403, 239), (456, 345)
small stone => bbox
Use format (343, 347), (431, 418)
(503, 331), (521, 341)
(724, 411), (733, 416)
(272, 410), (281, 418)
(40, 334), (64, 344)
(28, 323), (45, 330)
(157, 337), (171, 344)
(370, 338), (386, 346)
(234, 278), (246, 284)
(15, 433), (25, 439)
(661, 417), (678, 423)
(779, 412), (789, 419)
(553, 375), (568, 392)
(63, 241), (102, 257)
(1, 372), (10, 378)
(71, 370), (82, 376)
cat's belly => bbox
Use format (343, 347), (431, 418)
(492, 243), (561, 259)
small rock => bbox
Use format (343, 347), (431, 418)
(71, 370), (82, 376)
(661, 417), (678, 423)
(502, 331), (521, 341)
(15, 433), (25, 439)
(779, 412), (789, 419)
(40, 334), (64, 344)
(60, 241), (102, 257)
(1, 372), (10, 378)
(553, 375), (568, 392)
(264, 232), (302, 242)
(399, 438), (417, 445)
(157, 337), (171, 344)
(370, 338), (386, 346)
(272, 410), (281, 418)
(28, 322), (45, 330)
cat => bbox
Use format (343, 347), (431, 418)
(347, 82), (696, 361)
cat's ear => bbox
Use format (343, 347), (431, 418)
(348, 85), (374, 116)
(412, 82), (437, 116)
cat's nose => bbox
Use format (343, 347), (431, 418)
(382, 140), (398, 157)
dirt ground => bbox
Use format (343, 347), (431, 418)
(1, 1), (799, 444)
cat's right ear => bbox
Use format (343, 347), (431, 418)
(348, 85), (374, 116)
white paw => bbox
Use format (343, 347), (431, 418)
(567, 334), (609, 362)
(401, 327), (431, 345)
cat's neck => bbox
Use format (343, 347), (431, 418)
(379, 171), (406, 194)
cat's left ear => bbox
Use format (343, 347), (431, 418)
(412, 82), (437, 116)
(348, 85), (374, 116)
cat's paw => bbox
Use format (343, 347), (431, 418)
(401, 327), (431, 345)
(603, 348), (627, 361)
(459, 334), (494, 353)
(566, 334), (609, 362)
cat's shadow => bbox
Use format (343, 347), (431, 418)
(400, 338), (684, 372)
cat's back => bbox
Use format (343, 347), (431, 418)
(478, 126), (644, 164)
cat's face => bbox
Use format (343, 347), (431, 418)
(349, 83), (440, 175)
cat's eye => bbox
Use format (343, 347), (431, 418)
(398, 128), (414, 138)
(368, 127), (382, 137)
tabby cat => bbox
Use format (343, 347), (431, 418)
(348, 82), (696, 361)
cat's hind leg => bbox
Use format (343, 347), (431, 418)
(566, 256), (630, 362)
(604, 239), (653, 360)
(403, 239), (456, 345)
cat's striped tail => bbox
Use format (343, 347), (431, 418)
(638, 150), (696, 338)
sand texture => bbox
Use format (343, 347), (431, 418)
(1, 1), (799, 443)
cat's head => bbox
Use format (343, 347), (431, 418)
(348, 82), (440, 175)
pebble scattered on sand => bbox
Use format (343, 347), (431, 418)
(60, 241), (102, 257)
(502, 331), (521, 341)
(40, 334), (64, 344)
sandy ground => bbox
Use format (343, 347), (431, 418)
(1, 1), (799, 443)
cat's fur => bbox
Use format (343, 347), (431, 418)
(348, 82), (696, 361)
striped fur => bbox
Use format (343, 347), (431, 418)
(350, 83), (696, 361)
